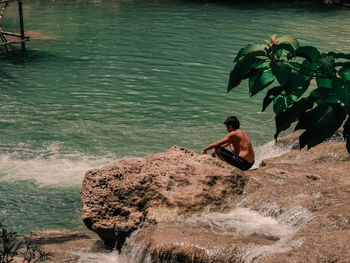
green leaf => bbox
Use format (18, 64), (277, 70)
(277, 35), (300, 50)
(316, 78), (333, 89)
(274, 96), (315, 139)
(228, 57), (266, 92)
(262, 86), (283, 112)
(313, 87), (345, 105)
(298, 104), (346, 149)
(343, 117), (350, 140)
(335, 62), (350, 68)
(296, 103), (325, 131)
(284, 72), (309, 98)
(295, 46), (320, 62)
(313, 78), (345, 105)
(344, 80), (350, 112)
(249, 68), (275, 96)
(299, 60), (318, 78)
(343, 117), (350, 154)
(319, 54), (336, 77)
(234, 44), (267, 62)
(273, 94), (287, 114)
(271, 61), (292, 86)
(327, 52), (350, 60)
(285, 95), (294, 108)
(339, 67), (350, 81)
(288, 61), (317, 79)
(273, 43), (295, 59)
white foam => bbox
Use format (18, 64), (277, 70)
(119, 230), (152, 263)
(252, 141), (290, 169)
(182, 207), (293, 240)
(0, 144), (116, 187)
(75, 206), (314, 263)
(77, 251), (121, 263)
(181, 205), (315, 262)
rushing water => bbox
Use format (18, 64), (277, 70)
(0, 0), (350, 242)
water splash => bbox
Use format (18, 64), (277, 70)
(0, 143), (116, 187)
(119, 230), (152, 263)
(182, 207), (293, 241)
(252, 141), (290, 169)
(77, 230), (152, 263)
(0, 139), (289, 186)
(77, 251), (121, 263)
(96, 205), (315, 263)
(181, 204), (315, 262)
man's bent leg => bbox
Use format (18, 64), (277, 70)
(216, 147), (254, 171)
(216, 147), (234, 163)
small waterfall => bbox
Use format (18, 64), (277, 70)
(252, 141), (290, 169)
(240, 204), (316, 262)
(119, 230), (152, 263)
(75, 230), (152, 263)
(77, 251), (121, 263)
(76, 204), (315, 263)
(180, 204), (315, 262)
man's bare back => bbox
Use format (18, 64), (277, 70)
(202, 116), (255, 171)
(228, 129), (255, 163)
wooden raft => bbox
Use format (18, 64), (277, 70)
(0, 0), (29, 51)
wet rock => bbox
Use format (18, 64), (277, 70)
(81, 137), (350, 262)
(30, 229), (106, 263)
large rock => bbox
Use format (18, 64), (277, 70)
(81, 140), (350, 262)
(81, 146), (248, 249)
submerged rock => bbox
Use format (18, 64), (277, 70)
(81, 140), (350, 262)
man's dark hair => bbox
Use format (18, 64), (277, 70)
(224, 116), (240, 129)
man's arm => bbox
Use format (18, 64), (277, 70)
(202, 134), (232, 154)
(229, 143), (236, 154)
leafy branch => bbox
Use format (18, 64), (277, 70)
(0, 223), (51, 263)
(228, 34), (350, 153)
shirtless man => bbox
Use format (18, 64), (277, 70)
(202, 116), (255, 171)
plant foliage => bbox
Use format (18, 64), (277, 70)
(0, 223), (51, 263)
(228, 34), (350, 153)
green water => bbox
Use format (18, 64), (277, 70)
(1, 0), (350, 233)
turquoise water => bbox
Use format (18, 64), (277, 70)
(1, 0), (350, 233)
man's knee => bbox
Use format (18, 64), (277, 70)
(215, 146), (223, 155)
(215, 147), (226, 161)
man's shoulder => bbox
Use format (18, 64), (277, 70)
(231, 129), (249, 138)
(232, 129), (244, 134)
(229, 129), (242, 137)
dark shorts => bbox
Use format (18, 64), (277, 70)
(217, 147), (254, 171)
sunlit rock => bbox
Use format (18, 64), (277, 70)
(81, 137), (350, 262)
(81, 146), (247, 250)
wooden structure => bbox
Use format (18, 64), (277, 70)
(0, 0), (29, 51)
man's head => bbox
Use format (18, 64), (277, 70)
(224, 116), (240, 131)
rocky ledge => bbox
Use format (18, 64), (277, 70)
(81, 136), (350, 262)
(81, 147), (247, 250)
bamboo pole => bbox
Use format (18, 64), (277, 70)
(1, 30), (29, 39)
(18, 0), (25, 50)
(0, 38), (27, 46)
(0, 0), (8, 25)
(0, 31), (8, 51)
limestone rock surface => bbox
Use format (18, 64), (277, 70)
(81, 139), (350, 262)
(81, 146), (247, 249)
(30, 229), (105, 263)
